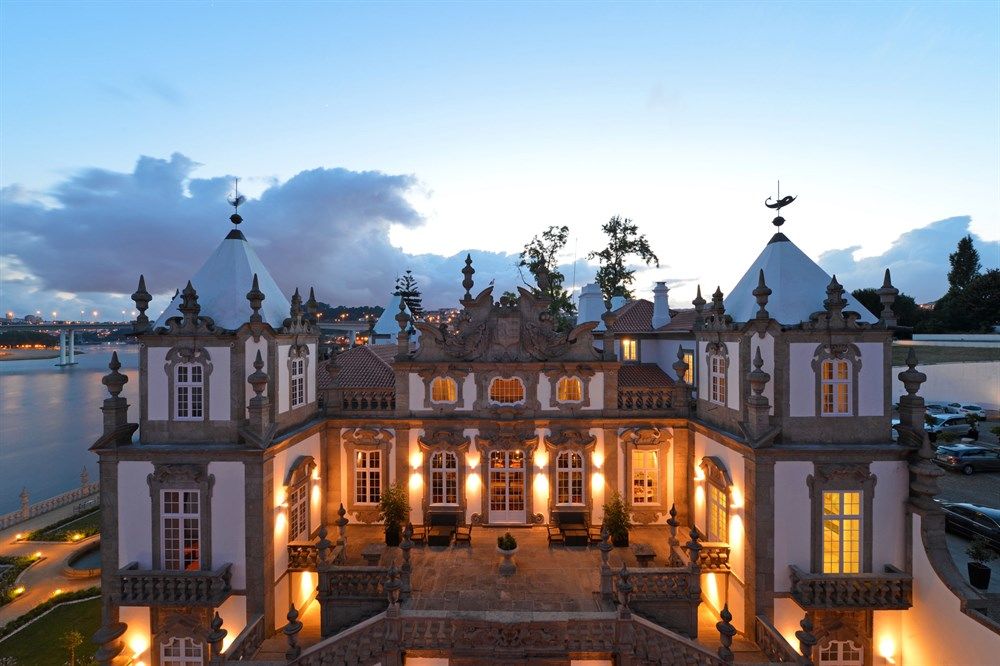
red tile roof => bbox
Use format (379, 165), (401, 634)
(319, 344), (396, 390)
(618, 364), (675, 388)
(608, 299), (695, 333)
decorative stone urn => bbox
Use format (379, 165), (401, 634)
(498, 545), (518, 576)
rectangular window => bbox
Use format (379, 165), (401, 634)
(288, 482), (309, 542)
(430, 451), (458, 505)
(710, 355), (727, 405)
(682, 350), (694, 385)
(175, 364), (203, 420)
(707, 484), (729, 542)
(631, 450), (658, 504)
(161, 637), (203, 666)
(291, 357), (305, 408)
(162, 489), (200, 571)
(621, 339), (638, 362)
(821, 360), (850, 415)
(556, 452), (584, 505)
(822, 491), (861, 574)
(355, 450), (381, 504)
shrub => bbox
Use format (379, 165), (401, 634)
(497, 532), (517, 551)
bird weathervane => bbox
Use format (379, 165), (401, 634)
(227, 178), (246, 226)
(764, 181), (796, 227)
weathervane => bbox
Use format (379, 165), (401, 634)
(227, 178), (246, 226)
(764, 180), (796, 227)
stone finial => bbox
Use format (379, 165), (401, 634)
(461, 253), (475, 303)
(179, 281), (200, 322)
(753, 269), (771, 320)
(617, 564), (633, 611)
(289, 288), (303, 321)
(316, 524), (332, 565)
(207, 611), (227, 660)
(716, 604), (737, 663)
(246, 274), (265, 323)
(19, 487), (29, 511)
(91, 619), (128, 666)
(336, 502), (349, 546)
(748, 347), (770, 397)
(877, 268), (899, 327)
(795, 614), (818, 666)
(395, 295), (410, 333)
(898, 348), (926, 396)
(385, 563), (402, 609)
(823, 274), (847, 316)
(692, 285), (706, 329)
(710, 286), (725, 316)
(131, 275), (151, 329)
(102, 352), (128, 398)
(284, 604), (303, 660)
(81, 466), (90, 487)
(401, 523), (414, 595)
(672, 347), (689, 385)
(685, 525), (703, 568)
(306, 287), (319, 321)
(248, 350), (268, 399)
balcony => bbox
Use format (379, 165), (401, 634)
(694, 542), (730, 572)
(789, 564), (912, 610)
(288, 542), (318, 571)
(117, 561), (232, 606)
(335, 388), (396, 413)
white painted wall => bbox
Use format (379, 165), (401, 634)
(870, 460), (907, 571)
(244, 337), (269, 412)
(538, 374), (553, 411)
(217, 594), (247, 652)
(147, 347), (168, 420)
(206, 346), (230, 421)
(788, 343), (816, 417)
(271, 433), (322, 582)
(409, 429), (423, 525)
(857, 342), (884, 417)
(692, 433), (746, 577)
(697, 341), (709, 401)
(209, 461), (246, 587)
(277, 343), (290, 413)
(725, 341), (740, 409)
(306, 342), (316, 405)
(408, 373), (429, 411)
(772, 461), (812, 592)
(892, 361), (1000, 410)
(591, 428), (606, 525)
(588, 373), (604, 410)
(118, 461), (154, 568)
(901, 513), (1000, 664)
(773, 597), (805, 648)
(754, 333), (775, 415)
(465, 428), (482, 525)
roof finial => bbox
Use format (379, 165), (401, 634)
(764, 180), (796, 227)
(227, 178), (246, 226)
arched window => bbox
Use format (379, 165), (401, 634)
(818, 639), (863, 666)
(821, 359), (851, 415)
(556, 451), (584, 505)
(430, 451), (458, 505)
(161, 636), (203, 666)
(430, 377), (458, 403)
(489, 377), (525, 405)
(709, 354), (726, 405)
(700, 456), (732, 544)
(175, 364), (203, 420)
(556, 377), (583, 402)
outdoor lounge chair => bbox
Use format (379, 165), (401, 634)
(454, 523), (473, 544)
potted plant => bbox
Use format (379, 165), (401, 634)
(603, 490), (631, 547)
(378, 482), (409, 547)
(966, 536), (997, 590)
(497, 531), (518, 576)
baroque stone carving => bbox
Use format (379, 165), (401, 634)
(620, 427), (672, 448)
(476, 424), (539, 452)
(343, 427), (394, 448)
(417, 428), (471, 451)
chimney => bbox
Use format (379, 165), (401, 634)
(577, 283), (605, 330)
(651, 282), (671, 328)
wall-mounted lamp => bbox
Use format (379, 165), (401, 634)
(592, 451), (604, 469)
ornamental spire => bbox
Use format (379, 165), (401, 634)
(752, 269), (771, 320)
(764, 180), (796, 228)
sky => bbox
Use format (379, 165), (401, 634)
(1, 1), (998, 320)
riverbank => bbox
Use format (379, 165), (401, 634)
(0, 349), (61, 361)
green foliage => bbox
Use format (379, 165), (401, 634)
(602, 490), (632, 540)
(26, 508), (100, 542)
(62, 629), (84, 666)
(927, 236), (998, 332)
(518, 225), (577, 330)
(378, 482), (410, 531)
(851, 288), (925, 328)
(394, 270), (424, 318)
(497, 532), (517, 551)
(990, 426), (1000, 438)
(315, 302), (383, 322)
(0, 588), (100, 640)
(0, 331), (58, 347)
(966, 536), (998, 564)
(0, 556), (36, 606)
(948, 235), (981, 292)
(588, 216), (659, 302)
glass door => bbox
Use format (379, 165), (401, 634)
(489, 450), (526, 524)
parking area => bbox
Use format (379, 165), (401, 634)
(935, 419), (1000, 507)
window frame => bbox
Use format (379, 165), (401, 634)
(621, 338), (639, 362)
(430, 377), (459, 404)
(807, 463), (875, 574)
(699, 456), (732, 544)
(680, 347), (695, 385)
(287, 344), (310, 410)
(555, 450), (585, 506)
(820, 358), (851, 416)
(160, 636), (204, 666)
(709, 353), (727, 406)
(821, 490), (862, 574)
(354, 449), (383, 506)
(556, 376), (583, 403)
(148, 463), (214, 572)
(429, 450), (459, 506)
(488, 376), (526, 406)
(630, 449), (659, 506)
(811, 343), (862, 418)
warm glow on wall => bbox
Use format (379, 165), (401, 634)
(694, 465), (706, 482)
(299, 570), (317, 601)
(534, 449), (548, 468)
(409, 451), (423, 470)
(275, 487), (287, 507)
(274, 511), (287, 534)
(592, 451), (604, 468)
(695, 485), (706, 508)
(703, 572), (722, 611)
(311, 484), (321, 505)
(730, 486), (744, 509)
(129, 635), (149, 659)
(467, 472), (481, 492)
(879, 636), (896, 664)
(533, 473), (549, 495)
(409, 472), (423, 491)
(466, 452), (480, 469)
(591, 472), (605, 494)
(729, 514), (744, 552)
(311, 468), (321, 481)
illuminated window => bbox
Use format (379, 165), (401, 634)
(355, 450), (381, 504)
(161, 637), (203, 666)
(707, 484), (729, 542)
(430, 377), (457, 403)
(430, 451), (458, 505)
(556, 451), (584, 505)
(288, 481), (309, 542)
(175, 364), (203, 420)
(818, 639), (863, 666)
(821, 359), (851, 415)
(489, 377), (525, 405)
(631, 450), (658, 504)
(162, 490), (200, 571)
(556, 377), (583, 402)
(822, 491), (861, 574)
(682, 349), (694, 385)
(621, 339), (638, 361)
(290, 357), (306, 408)
(710, 354), (726, 405)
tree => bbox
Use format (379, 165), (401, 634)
(952, 269), (1000, 331)
(62, 630), (83, 666)
(947, 235), (981, 291)
(394, 270), (424, 318)
(851, 288), (925, 328)
(588, 216), (659, 302)
(518, 225), (577, 329)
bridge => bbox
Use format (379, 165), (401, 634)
(1, 322), (128, 366)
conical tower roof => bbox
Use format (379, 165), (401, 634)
(723, 233), (877, 325)
(154, 228), (291, 331)
(373, 293), (412, 336)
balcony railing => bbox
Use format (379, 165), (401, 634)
(335, 388), (396, 413)
(789, 564), (912, 610)
(754, 615), (801, 663)
(695, 542), (730, 571)
(117, 561), (232, 606)
(618, 387), (672, 411)
(288, 542), (318, 571)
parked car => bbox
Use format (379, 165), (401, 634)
(934, 444), (1000, 475)
(956, 404), (987, 419)
(939, 501), (1000, 552)
(925, 403), (952, 414)
(926, 414), (979, 442)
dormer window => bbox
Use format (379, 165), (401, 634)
(709, 354), (726, 405)
(621, 338), (638, 362)
(430, 377), (458, 403)
(489, 377), (525, 405)
(821, 359), (850, 415)
(175, 364), (203, 420)
(556, 377), (583, 402)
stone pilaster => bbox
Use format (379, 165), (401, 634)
(746, 456), (775, 624)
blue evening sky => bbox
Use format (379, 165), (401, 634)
(1, 1), (997, 314)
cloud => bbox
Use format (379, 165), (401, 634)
(817, 216), (999, 302)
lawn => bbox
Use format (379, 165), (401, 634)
(26, 508), (100, 542)
(0, 597), (100, 664)
(892, 345), (1000, 366)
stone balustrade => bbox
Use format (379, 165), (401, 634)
(754, 614), (801, 663)
(288, 542), (318, 571)
(0, 482), (100, 530)
(621, 567), (701, 602)
(789, 564), (913, 610)
(618, 387), (672, 412)
(320, 566), (387, 598)
(117, 561), (233, 606)
(220, 614), (265, 661)
(335, 388), (396, 413)
(696, 542), (731, 571)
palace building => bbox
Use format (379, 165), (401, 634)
(89, 200), (1000, 665)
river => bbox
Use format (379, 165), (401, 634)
(0, 344), (138, 514)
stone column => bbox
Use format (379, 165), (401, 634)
(746, 456), (775, 625)
(68, 329), (76, 363)
(59, 330), (67, 365)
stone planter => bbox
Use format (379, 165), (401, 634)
(968, 561), (992, 590)
(498, 545), (518, 576)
